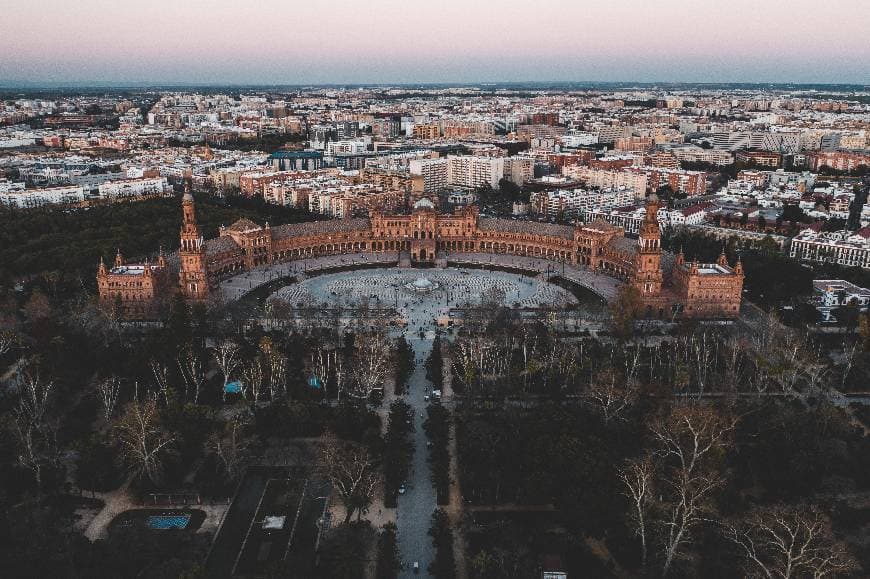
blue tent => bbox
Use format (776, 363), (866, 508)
(225, 381), (242, 394)
(307, 376), (323, 389)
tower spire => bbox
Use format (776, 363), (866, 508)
(179, 191), (208, 300)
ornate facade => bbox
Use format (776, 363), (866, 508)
(99, 194), (744, 320)
(96, 249), (169, 319)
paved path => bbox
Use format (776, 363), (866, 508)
(395, 332), (438, 577)
(84, 481), (135, 541)
(84, 480), (229, 541)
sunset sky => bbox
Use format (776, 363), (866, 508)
(3, 0), (869, 85)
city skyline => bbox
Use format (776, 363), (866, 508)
(4, 0), (870, 86)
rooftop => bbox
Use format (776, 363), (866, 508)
(478, 217), (575, 240)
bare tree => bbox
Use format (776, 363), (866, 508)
(311, 346), (333, 388)
(722, 335), (746, 391)
(350, 331), (391, 399)
(176, 346), (206, 404)
(333, 353), (346, 402)
(688, 332), (715, 396)
(149, 358), (171, 406)
(12, 414), (55, 491)
(721, 505), (856, 579)
(242, 358), (265, 404)
(115, 397), (175, 484)
(13, 361), (57, 492)
(651, 406), (737, 576)
(96, 375), (123, 423)
(267, 351), (287, 401)
(585, 368), (637, 424)
(321, 435), (380, 523)
(839, 341), (859, 391)
(453, 336), (509, 392)
(17, 359), (54, 427)
(0, 328), (18, 356)
(213, 340), (242, 402)
(259, 337), (287, 401)
(620, 454), (655, 570)
(652, 406), (736, 478)
(210, 417), (250, 479)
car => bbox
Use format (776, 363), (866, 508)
(398, 484), (406, 495)
(413, 561), (419, 573)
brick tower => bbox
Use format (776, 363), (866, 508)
(179, 186), (208, 300)
(633, 193), (664, 297)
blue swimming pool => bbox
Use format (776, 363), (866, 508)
(147, 514), (191, 530)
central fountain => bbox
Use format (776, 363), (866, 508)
(406, 273), (439, 293)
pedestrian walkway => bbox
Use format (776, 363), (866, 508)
(394, 335), (438, 577)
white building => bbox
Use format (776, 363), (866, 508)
(98, 177), (170, 199)
(0, 185), (85, 208)
(531, 187), (636, 220)
(568, 167), (648, 200)
(789, 227), (870, 269)
(447, 155), (505, 189)
(409, 158), (449, 193)
(812, 279), (870, 322)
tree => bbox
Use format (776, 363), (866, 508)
(0, 327), (18, 356)
(96, 375), (123, 423)
(149, 358), (172, 406)
(115, 397), (175, 485)
(721, 505), (856, 578)
(209, 417), (249, 480)
(585, 367), (637, 424)
(657, 184), (675, 200)
(350, 331), (391, 399)
(383, 401), (413, 504)
(212, 340), (241, 402)
(376, 522), (402, 579)
(242, 358), (264, 404)
(651, 406), (737, 576)
(13, 359), (57, 491)
(176, 346), (206, 404)
(619, 454), (655, 570)
(609, 285), (644, 339)
(429, 508), (456, 578)
(426, 334), (444, 390)
(394, 335), (414, 395)
(259, 337), (287, 401)
(498, 177), (521, 199)
(321, 435), (380, 523)
(318, 521), (376, 579)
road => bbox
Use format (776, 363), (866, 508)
(394, 329), (438, 577)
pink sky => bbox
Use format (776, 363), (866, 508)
(3, 0), (869, 84)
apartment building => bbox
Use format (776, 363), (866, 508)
(97, 177), (170, 199)
(735, 150), (782, 168)
(412, 124), (441, 140)
(530, 187), (636, 219)
(0, 185), (85, 208)
(447, 155), (505, 189)
(409, 158), (449, 193)
(569, 167), (648, 200)
(789, 226), (870, 269)
(627, 167), (708, 195)
(806, 151), (870, 172)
